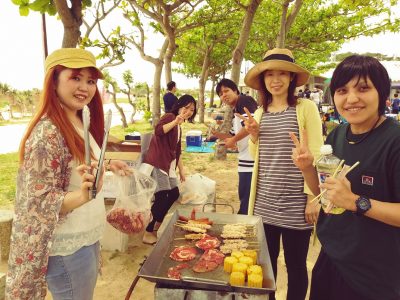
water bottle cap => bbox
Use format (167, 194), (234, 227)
(320, 144), (333, 155)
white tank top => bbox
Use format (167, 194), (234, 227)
(50, 128), (106, 256)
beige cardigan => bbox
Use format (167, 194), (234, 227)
(247, 98), (324, 215)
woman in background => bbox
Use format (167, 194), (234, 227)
(141, 95), (197, 244)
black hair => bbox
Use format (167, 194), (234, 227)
(395, 93), (399, 98)
(170, 94), (197, 123)
(330, 55), (390, 116)
(258, 71), (298, 112)
(167, 81), (176, 91)
(216, 78), (239, 96)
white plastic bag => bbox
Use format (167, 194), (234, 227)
(179, 173), (216, 205)
(106, 171), (156, 234)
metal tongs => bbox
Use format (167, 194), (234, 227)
(83, 106), (112, 199)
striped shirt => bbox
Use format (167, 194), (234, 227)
(254, 106), (311, 229)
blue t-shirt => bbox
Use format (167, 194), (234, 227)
(163, 92), (178, 113)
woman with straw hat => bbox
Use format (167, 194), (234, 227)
(238, 48), (323, 300)
(6, 48), (130, 300)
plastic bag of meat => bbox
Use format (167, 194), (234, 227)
(106, 171), (156, 234)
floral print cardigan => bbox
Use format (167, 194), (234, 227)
(6, 117), (73, 300)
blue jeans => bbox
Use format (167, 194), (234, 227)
(238, 172), (252, 214)
(46, 242), (100, 300)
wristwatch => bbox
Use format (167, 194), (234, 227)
(355, 196), (371, 216)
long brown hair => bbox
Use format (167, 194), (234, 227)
(257, 71), (298, 112)
(19, 65), (104, 163)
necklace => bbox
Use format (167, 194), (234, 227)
(345, 116), (381, 145)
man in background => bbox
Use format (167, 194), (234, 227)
(391, 93), (400, 114)
(163, 81), (178, 113)
(212, 78), (258, 214)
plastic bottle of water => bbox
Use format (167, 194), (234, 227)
(316, 145), (344, 214)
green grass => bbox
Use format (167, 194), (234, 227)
(109, 119), (153, 139)
(0, 152), (19, 208)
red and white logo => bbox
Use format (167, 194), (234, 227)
(362, 175), (374, 186)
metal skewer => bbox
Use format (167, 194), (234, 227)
(92, 109), (112, 199)
(82, 105), (92, 199)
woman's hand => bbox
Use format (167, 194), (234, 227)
(76, 163), (97, 202)
(175, 114), (184, 125)
(321, 176), (357, 211)
(235, 107), (259, 141)
(108, 159), (132, 176)
(290, 129), (314, 172)
(179, 168), (186, 182)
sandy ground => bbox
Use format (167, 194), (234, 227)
(0, 150), (320, 300)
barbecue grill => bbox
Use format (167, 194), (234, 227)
(133, 208), (276, 299)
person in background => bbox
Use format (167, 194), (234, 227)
(141, 95), (197, 244)
(310, 87), (321, 111)
(297, 89), (304, 98)
(239, 48), (323, 300)
(291, 55), (400, 300)
(6, 48), (130, 300)
(163, 81), (178, 113)
(391, 93), (399, 114)
(212, 78), (258, 215)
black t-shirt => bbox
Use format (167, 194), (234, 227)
(318, 118), (400, 300)
(163, 92), (178, 113)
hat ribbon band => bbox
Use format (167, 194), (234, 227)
(263, 54), (295, 63)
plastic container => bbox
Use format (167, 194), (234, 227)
(186, 130), (202, 147)
(316, 145), (344, 214)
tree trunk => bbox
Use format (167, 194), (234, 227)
(276, 1), (290, 48)
(230, 0), (262, 85)
(152, 62), (163, 127)
(164, 41), (176, 85)
(109, 84), (128, 128)
(209, 79), (216, 108)
(198, 49), (211, 124)
(146, 84), (150, 111)
(54, 0), (83, 48)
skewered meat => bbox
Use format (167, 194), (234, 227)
(170, 246), (198, 262)
(184, 233), (207, 240)
(179, 225), (207, 233)
(167, 263), (191, 279)
(187, 220), (212, 229)
(192, 249), (225, 273)
(195, 235), (220, 250)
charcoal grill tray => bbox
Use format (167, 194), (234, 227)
(138, 209), (276, 294)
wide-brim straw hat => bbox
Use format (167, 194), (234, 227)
(45, 48), (104, 79)
(244, 48), (310, 90)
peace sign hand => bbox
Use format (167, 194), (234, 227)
(289, 129), (314, 172)
(235, 107), (259, 140)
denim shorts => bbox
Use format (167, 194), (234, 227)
(46, 242), (100, 300)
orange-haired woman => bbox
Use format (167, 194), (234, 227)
(6, 48), (129, 300)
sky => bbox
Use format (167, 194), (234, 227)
(1, 1), (400, 91)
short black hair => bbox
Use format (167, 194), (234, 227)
(167, 81), (176, 91)
(395, 93), (399, 97)
(330, 55), (390, 115)
(170, 94), (197, 123)
(216, 78), (239, 96)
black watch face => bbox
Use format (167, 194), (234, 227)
(359, 199), (369, 210)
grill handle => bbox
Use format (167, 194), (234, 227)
(181, 276), (229, 286)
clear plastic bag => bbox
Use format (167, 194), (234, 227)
(179, 173), (216, 205)
(106, 171), (156, 234)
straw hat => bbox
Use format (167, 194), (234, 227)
(45, 48), (104, 79)
(244, 48), (310, 90)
